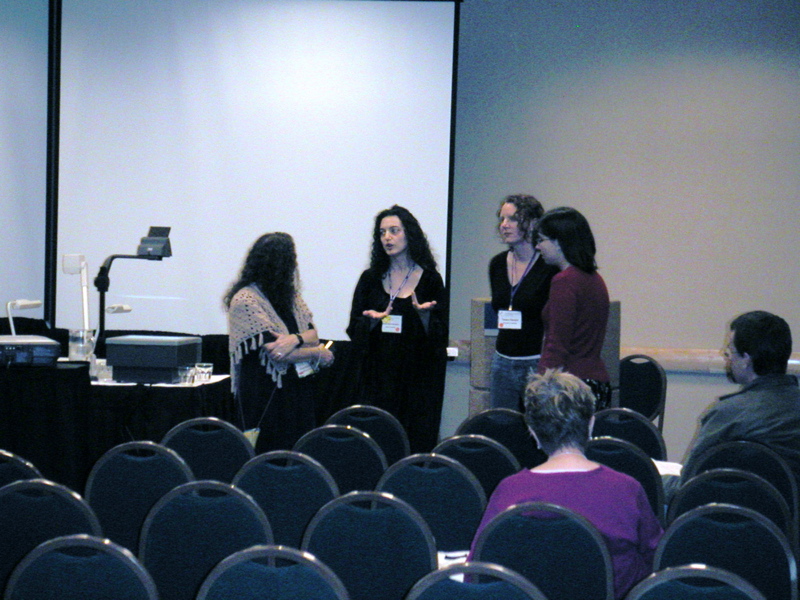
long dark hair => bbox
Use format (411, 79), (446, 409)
(369, 205), (437, 274)
(224, 232), (297, 317)
(538, 207), (598, 274)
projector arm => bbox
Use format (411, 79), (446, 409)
(94, 254), (162, 342)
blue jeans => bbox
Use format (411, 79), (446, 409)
(490, 352), (539, 412)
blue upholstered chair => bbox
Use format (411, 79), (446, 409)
(196, 544), (350, 600)
(404, 561), (549, 600)
(138, 480), (273, 600)
(160, 416), (254, 483)
(84, 440), (194, 554)
(4, 534), (158, 600)
(302, 490), (437, 600)
(293, 425), (388, 493)
(233, 450), (339, 548)
(471, 501), (614, 600)
(376, 453), (486, 551)
(0, 478), (102, 593)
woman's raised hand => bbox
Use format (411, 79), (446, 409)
(412, 292), (437, 311)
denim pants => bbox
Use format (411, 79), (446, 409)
(490, 352), (539, 412)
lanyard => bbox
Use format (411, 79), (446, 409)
(387, 265), (415, 308)
(508, 251), (536, 310)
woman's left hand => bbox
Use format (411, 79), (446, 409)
(412, 292), (437, 311)
(265, 333), (300, 362)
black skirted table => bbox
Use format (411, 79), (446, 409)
(0, 363), (235, 492)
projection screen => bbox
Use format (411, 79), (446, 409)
(56, 0), (456, 340)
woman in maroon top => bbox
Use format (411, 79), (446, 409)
(535, 207), (611, 409)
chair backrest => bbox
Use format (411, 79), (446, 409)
(618, 354), (667, 431)
(405, 561), (549, 600)
(325, 404), (410, 467)
(585, 436), (665, 523)
(376, 453), (486, 551)
(138, 480), (273, 600)
(471, 501), (614, 600)
(655, 504), (798, 600)
(0, 478), (102, 593)
(433, 434), (522, 497)
(592, 407), (667, 460)
(684, 440), (799, 542)
(293, 425), (388, 493)
(196, 544), (350, 600)
(233, 450), (339, 548)
(301, 490), (437, 600)
(160, 416), (254, 483)
(626, 564), (767, 600)
(4, 534), (158, 600)
(667, 468), (793, 537)
(0, 449), (42, 488)
(455, 408), (546, 469)
(84, 440), (194, 554)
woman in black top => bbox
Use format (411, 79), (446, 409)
(347, 206), (448, 453)
(489, 195), (557, 411)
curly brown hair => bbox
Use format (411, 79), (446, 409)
(224, 232), (297, 317)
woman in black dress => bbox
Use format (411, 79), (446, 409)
(347, 206), (448, 453)
(225, 232), (334, 453)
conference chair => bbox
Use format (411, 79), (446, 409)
(138, 480), (273, 600)
(625, 564), (767, 600)
(0, 478), (102, 593)
(375, 453), (486, 551)
(160, 416), (254, 483)
(433, 434), (522, 498)
(471, 501), (614, 600)
(455, 408), (546, 469)
(666, 468), (793, 538)
(293, 424), (388, 493)
(585, 436), (665, 523)
(84, 440), (194, 554)
(301, 490), (437, 600)
(618, 354), (667, 431)
(404, 561), (549, 600)
(325, 404), (410, 467)
(683, 440), (799, 546)
(4, 534), (158, 600)
(233, 449), (339, 549)
(592, 407), (667, 460)
(196, 544), (350, 600)
(0, 449), (42, 488)
(655, 504), (798, 600)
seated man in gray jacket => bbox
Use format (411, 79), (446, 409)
(665, 310), (800, 499)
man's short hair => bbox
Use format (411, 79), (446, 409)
(730, 311), (792, 376)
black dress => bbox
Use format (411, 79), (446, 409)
(235, 311), (316, 454)
(346, 268), (448, 453)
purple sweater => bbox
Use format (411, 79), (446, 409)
(468, 465), (663, 599)
(539, 265), (610, 381)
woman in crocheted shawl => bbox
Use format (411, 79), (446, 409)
(225, 232), (333, 452)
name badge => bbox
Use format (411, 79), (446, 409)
(295, 361), (315, 378)
(382, 314), (403, 334)
(497, 310), (522, 330)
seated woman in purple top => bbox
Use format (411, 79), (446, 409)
(468, 369), (663, 600)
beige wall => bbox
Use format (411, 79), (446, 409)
(442, 0), (800, 454)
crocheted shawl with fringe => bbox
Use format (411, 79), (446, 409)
(227, 284), (313, 390)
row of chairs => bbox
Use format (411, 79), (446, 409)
(2, 529), (775, 600)
(0, 474), (784, 600)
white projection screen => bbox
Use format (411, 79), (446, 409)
(56, 0), (455, 339)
